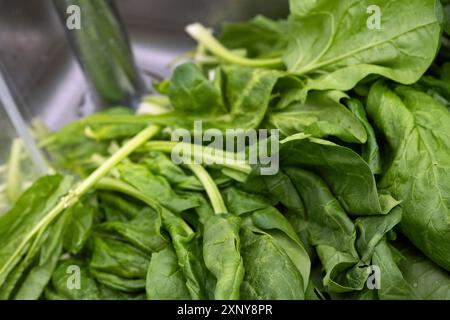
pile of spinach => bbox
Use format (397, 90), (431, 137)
(0, 0), (450, 300)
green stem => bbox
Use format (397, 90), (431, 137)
(85, 114), (150, 125)
(186, 23), (284, 69)
(0, 125), (160, 278)
(142, 95), (171, 106)
(6, 139), (23, 203)
(144, 140), (252, 175)
(73, 125), (160, 196)
(186, 163), (227, 214)
(96, 177), (160, 209)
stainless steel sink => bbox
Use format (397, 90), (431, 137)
(0, 0), (288, 130)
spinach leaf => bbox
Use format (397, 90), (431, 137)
(345, 99), (382, 174)
(161, 207), (209, 300)
(46, 259), (146, 300)
(89, 236), (150, 292)
(265, 90), (367, 143)
(44, 108), (145, 175)
(47, 259), (102, 300)
(168, 63), (224, 114)
(99, 207), (167, 254)
(11, 212), (69, 300)
(280, 168), (401, 294)
(89, 269), (146, 293)
(90, 236), (150, 278)
(99, 192), (143, 222)
(0, 175), (73, 289)
(118, 163), (200, 213)
(63, 201), (94, 254)
(285, 0), (442, 92)
(222, 187), (274, 216)
(249, 206), (311, 284)
(284, 168), (365, 292)
(367, 81), (450, 271)
(132, 66), (281, 131)
(203, 214), (244, 299)
(219, 15), (289, 58)
(355, 207), (402, 262)
(142, 152), (202, 190)
(96, 176), (210, 299)
(146, 244), (191, 300)
(278, 135), (391, 215)
(239, 225), (306, 299)
(392, 242), (450, 299)
(420, 75), (450, 102)
(246, 169), (306, 218)
(371, 240), (418, 299)
(444, 1), (450, 35)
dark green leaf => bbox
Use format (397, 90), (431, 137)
(266, 91), (367, 143)
(63, 201), (94, 254)
(203, 214), (244, 299)
(367, 82), (450, 271)
(0, 175), (73, 289)
(239, 225), (306, 299)
(279, 135), (387, 215)
(345, 98), (382, 174)
(168, 63), (224, 114)
(146, 244), (191, 300)
(99, 207), (167, 254)
(118, 163), (200, 213)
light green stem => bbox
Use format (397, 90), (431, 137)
(144, 140), (252, 175)
(73, 125), (159, 196)
(186, 163), (227, 214)
(186, 23), (284, 69)
(0, 125), (160, 278)
(96, 176), (160, 208)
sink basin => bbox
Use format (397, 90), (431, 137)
(0, 0), (288, 130)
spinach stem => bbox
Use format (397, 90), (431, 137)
(0, 125), (160, 278)
(185, 23), (284, 69)
(186, 163), (227, 214)
(144, 140), (252, 175)
(96, 176), (160, 209)
(73, 125), (160, 197)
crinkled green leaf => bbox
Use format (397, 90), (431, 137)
(146, 244), (191, 300)
(266, 90), (367, 143)
(367, 82), (450, 271)
(203, 214), (244, 299)
(0, 175), (73, 289)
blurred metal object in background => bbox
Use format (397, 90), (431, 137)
(53, 0), (145, 109)
(0, 0), (288, 130)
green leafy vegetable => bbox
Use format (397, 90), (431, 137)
(265, 91), (367, 143)
(367, 82), (450, 271)
(1, 0), (448, 302)
(219, 15), (289, 58)
(284, 0), (442, 92)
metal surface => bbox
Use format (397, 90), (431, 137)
(0, 0), (288, 130)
